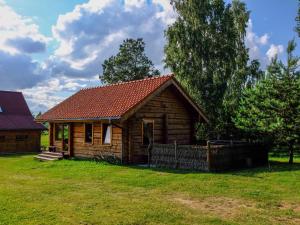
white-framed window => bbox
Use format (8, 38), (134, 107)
(102, 123), (112, 145)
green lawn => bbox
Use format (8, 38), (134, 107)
(0, 156), (299, 225)
(41, 133), (49, 147)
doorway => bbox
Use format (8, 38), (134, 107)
(62, 124), (69, 153)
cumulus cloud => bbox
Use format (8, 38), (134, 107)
(21, 76), (97, 113)
(48, 0), (176, 79)
(266, 44), (284, 61)
(0, 0), (49, 54)
(0, 0), (176, 113)
(245, 19), (270, 61)
(0, 0), (49, 90)
(5, 37), (46, 54)
(257, 34), (269, 45)
(0, 51), (44, 89)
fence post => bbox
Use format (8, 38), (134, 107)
(174, 141), (177, 169)
(207, 141), (211, 172)
(147, 143), (152, 168)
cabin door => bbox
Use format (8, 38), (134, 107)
(62, 124), (69, 153)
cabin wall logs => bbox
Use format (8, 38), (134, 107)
(123, 86), (198, 163)
(71, 122), (122, 159)
(0, 130), (41, 153)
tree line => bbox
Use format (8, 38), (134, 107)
(99, 0), (300, 164)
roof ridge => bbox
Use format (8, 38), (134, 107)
(80, 73), (174, 91)
(0, 90), (22, 94)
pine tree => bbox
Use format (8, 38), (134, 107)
(234, 40), (300, 164)
(100, 38), (160, 84)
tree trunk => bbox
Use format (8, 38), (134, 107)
(288, 142), (294, 164)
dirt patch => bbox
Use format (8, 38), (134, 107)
(277, 202), (300, 213)
(273, 216), (300, 225)
(172, 196), (258, 219)
(172, 196), (300, 224)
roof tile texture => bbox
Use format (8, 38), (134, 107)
(38, 75), (173, 121)
(0, 91), (45, 130)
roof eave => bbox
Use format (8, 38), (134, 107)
(35, 116), (121, 123)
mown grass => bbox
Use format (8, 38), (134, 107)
(0, 155), (299, 225)
(40, 133), (49, 147)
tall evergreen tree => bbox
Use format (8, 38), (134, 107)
(234, 40), (300, 164)
(100, 38), (160, 84)
(165, 0), (260, 138)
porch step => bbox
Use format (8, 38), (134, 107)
(34, 151), (64, 161)
(34, 155), (58, 161)
(41, 151), (64, 157)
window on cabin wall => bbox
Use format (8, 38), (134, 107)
(16, 135), (28, 141)
(0, 136), (5, 142)
(142, 119), (154, 146)
(85, 123), (93, 143)
(102, 124), (112, 144)
(55, 124), (63, 141)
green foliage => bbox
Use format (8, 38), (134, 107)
(100, 38), (160, 84)
(41, 133), (49, 147)
(234, 40), (300, 163)
(165, 0), (261, 137)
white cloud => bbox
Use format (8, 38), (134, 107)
(0, 50), (44, 89)
(1, 0), (177, 113)
(49, 0), (176, 79)
(153, 0), (177, 25)
(245, 19), (286, 67)
(124, 0), (146, 11)
(245, 19), (270, 61)
(266, 44), (284, 61)
(0, 1), (49, 54)
(21, 76), (96, 113)
(0, 1), (49, 90)
(258, 34), (269, 45)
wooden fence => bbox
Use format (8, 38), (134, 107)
(151, 143), (208, 171)
(151, 141), (268, 172)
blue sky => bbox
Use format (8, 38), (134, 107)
(0, 0), (299, 114)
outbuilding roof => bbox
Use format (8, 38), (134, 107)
(0, 91), (45, 130)
(37, 74), (208, 122)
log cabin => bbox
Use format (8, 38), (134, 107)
(0, 91), (45, 154)
(36, 74), (208, 164)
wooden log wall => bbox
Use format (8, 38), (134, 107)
(125, 86), (198, 163)
(72, 122), (122, 159)
(0, 130), (41, 153)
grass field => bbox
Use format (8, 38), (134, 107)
(41, 133), (49, 147)
(0, 155), (299, 225)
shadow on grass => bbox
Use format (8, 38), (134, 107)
(122, 159), (300, 176)
(65, 156), (300, 175)
(227, 160), (300, 177)
(0, 153), (37, 158)
(70, 157), (204, 175)
(2, 153), (300, 176)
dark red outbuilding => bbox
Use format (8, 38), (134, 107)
(0, 91), (45, 153)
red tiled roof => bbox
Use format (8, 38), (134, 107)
(0, 91), (45, 130)
(38, 75), (174, 121)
